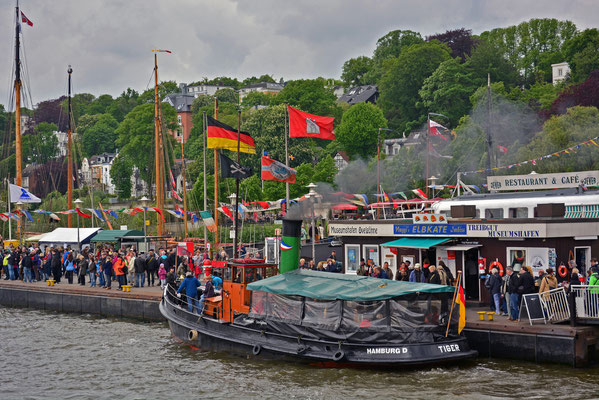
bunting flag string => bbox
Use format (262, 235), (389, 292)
(462, 135), (599, 176)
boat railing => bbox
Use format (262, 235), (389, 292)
(164, 285), (222, 318)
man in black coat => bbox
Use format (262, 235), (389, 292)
(506, 267), (521, 321)
(134, 253), (147, 287)
(519, 267), (536, 295)
(146, 250), (158, 287)
(50, 248), (62, 283)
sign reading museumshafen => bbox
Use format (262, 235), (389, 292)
(487, 171), (599, 191)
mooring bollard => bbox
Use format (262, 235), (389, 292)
(486, 312), (495, 321)
(477, 311), (486, 321)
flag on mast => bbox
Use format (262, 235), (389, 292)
(261, 156), (296, 183)
(288, 106), (335, 140)
(21, 11), (33, 27)
(456, 284), (466, 333)
(207, 116), (256, 153)
(9, 184), (41, 203)
(429, 120), (449, 141)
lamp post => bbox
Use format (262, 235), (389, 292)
(228, 192), (237, 256)
(140, 196), (149, 252)
(74, 198), (83, 251)
(306, 183), (317, 262)
(16, 201), (23, 244)
(428, 175), (438, 200)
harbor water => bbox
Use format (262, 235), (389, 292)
(1, 306), (598, 400)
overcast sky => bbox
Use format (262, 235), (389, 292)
(1, 0), (599, 109)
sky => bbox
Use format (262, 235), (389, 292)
(1, 0), (599, 109)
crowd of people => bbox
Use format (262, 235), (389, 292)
(485, 258), (599, 321)
(0, 243), (219, 293)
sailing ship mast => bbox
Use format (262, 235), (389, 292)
(213, 98), (219, 251)
(181, 137), (188, 238)
(13, 2), (22, 237)
(67, 65), (73, 228)
(153, 50), (165, 236)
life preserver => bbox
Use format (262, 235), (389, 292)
(558, 265), (568, 278)
(489, 261), (504, 277)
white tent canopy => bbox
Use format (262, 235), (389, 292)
(38, 228), (102, 246)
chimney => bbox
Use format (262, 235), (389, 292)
(280, 219), (302, 273)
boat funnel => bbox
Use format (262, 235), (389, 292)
(280, 219), (302, 273)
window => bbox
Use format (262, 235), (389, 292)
(364, 245), (379, 266)
(558, 68), (563, 76)
(345, 245), (360, 274)
(485, 208), (504, 219)
(302, 299), (341, 330)
(177, 115), (182, 125)
(509, 207), (528, 218)
(342, 301), (388, 331)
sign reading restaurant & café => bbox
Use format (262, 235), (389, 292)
(487, 171), (599, 191)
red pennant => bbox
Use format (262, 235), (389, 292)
(76, 208), (92, 219)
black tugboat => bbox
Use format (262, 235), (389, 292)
(159, 219), (477, 366)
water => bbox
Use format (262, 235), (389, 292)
(1, 306), (598, 400)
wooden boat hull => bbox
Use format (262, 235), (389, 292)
(160, 294), (477, 367)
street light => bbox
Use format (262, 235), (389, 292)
(306, 183), (318, 262)
(228, 193), (237, 254)
(140, 196), (149, 252)
(74, 198), (83, 251)
(16, 201), (23, 244)
(428, 175), (438, 200)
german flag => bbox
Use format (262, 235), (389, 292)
(207, 116), (256, 154)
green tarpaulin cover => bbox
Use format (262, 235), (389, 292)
(90, 229), (144, 243)
(247, 269), (454, 301)
(380, 237), (450, 248)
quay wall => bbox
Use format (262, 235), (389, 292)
(0, 285), (165, 322)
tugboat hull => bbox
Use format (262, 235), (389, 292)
(160, 295), (477, 367)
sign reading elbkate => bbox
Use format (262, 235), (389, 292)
(487, 171), (599, 191)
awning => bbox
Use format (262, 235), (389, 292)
(38, 228), (102, 245)
(90, 229), (145, 243)
(443, 244), (481, 251)
(381, 237), (450, 249)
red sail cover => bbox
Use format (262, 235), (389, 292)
(288, 106), (335, 140)
(261, 156), (297, 183)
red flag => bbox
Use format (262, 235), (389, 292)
(169, 170), (177, 189)
(456, 284), (466, 334)
(253, 201), (270, 209)
(497, 145), (508, 154)
(429, 120), (448, 141)
(75, 208), (92, 219)
(21, 11), (33, 27)
(151, 207), (166, 223)
(288, 106), (335, 140)
(261, 156), (296, 183)
(412, 188), (428, 200)
(218, 206), (233, 219)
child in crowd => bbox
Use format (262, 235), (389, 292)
(158, 263), (167, 289)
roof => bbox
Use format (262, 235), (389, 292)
(90, 229), (145, 243)
(39, 228), (102, 244)
(381, 237), (451, 249)
(339, 85), (378, 105)
(335, 151), (350, 162)
(241, 82), (284, 91)
(247, 269), (453, 301)
(452, 188), (599, 201)
(164, 93), (195, 112)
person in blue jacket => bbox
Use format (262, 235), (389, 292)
(177, 272), (202, 314)
(409, 263), (426, 283)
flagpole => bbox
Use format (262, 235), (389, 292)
(202, 112), (207, 246)
(233, 108), (242, 258)
(213, 98), (219, 255)
(445, 270), (462, 337)
(7, 178), (12, 241)
(486, 73), (493, 171)
(284, 104), (290, 210)
(377, 128), (381, 220)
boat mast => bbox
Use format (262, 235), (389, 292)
(233, 109), (241, 258)
(181, 137), (188, 239)
(14, 2), (22, 238)
(203, 112), (207, 245)
(153, 51), (164, 236)
(67, 65), (73, 228)
(213, 98), (219, 252)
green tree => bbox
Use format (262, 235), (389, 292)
(341, 56), (374, 87)
(419, 58), (479, 126)
(312, 154), (336, 184)
(106, 88), (140, 122)
(336, 102), (387, 159)
(81, 113), (119, 156)
(368, 30), (424, 83)
(563, 29), (599, 82)
(242, 75), (276, 87)
(214, 88), (239, 104)
(241, 91), (275, 108)
(115, 102), (176, 184)
(275, 78), (340, 117)
(110, 154), (133, 199)
(22, 122), (59, 164)
(467, 39), (519, 87)
(378, 41), (451, 131)
(86, 94), (114, 115)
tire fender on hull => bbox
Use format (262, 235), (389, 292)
(333, 350), (345, 361)
(188, 330), (199, 341)
(252, 344), (262, 356)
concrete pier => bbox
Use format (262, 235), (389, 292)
(0, 280), (165, 321)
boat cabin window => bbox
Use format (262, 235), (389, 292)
(222, 266), (232, 282)
(485, 208), (504, 219)
(232, 267), (243, 283)
(249, 291), (269, 318)
(341, 301), (388, 331)
(390, 297), (443, 326)
(509, 207), (528, 218)
(302, 299), (341, 330)
(269, 294), (302, 324)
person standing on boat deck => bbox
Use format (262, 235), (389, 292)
(409, 263), (426, 283)
(177, 272), (202, 314)
(382, 262), (393, 280)
(167, 248), (177, 271)
(298, 258), (307, 269)
(356, 259), (368, 276)
(177, 256), (190, 280)
(427, 265), (441, 285)
(199, 275), (215, 312)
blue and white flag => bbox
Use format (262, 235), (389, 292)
(9, 184), (41, 203)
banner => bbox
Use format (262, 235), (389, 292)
(487, 171), (599, 191)
(9, 184), (41, 203)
